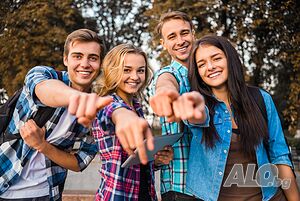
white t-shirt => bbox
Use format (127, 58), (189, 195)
(0, 110), (75, 198)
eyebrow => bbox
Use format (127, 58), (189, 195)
(124, 66), (146, 68)
(166, 28), (190, 38)
(196, 53), (221, 64)
(71, 52), (100, 57)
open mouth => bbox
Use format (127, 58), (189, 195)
(77, 70), (92, 76)
(126, 82), (140, 86)
(208, 72), (221, 78)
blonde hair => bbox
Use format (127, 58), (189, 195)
(94, 44), (152, 98)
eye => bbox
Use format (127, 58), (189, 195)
(89, 56), (98, 62)
(137, 68), (145, 73)
(124, 68), (130, 73)
(213, 57), (222, 61)
(168, 35), (176, 40)
(181, 30), (190, 36)
(197, 63), (205, 68)
(73, 55), (82, 59)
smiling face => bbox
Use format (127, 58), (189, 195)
(116, 53), (146, 102)
(63, 41), (101, 92)
(196, 44), (229, 93)
(160, 19), (194, 67)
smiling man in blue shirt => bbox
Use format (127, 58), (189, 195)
(150, 11), (200, 201)
(0, 29), (112, 201)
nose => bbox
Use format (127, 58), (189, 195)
(176, 36), (185, 45)
(81, 58), (90, 67)
(207, 60), (215, 71)
(130, 71), (139, 80)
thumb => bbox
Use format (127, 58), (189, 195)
(96, 96), (113, 110)
(145, 128), (154, 151)
(166, 90), (180, 101)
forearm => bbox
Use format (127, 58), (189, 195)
(277, 164), (300, 201)
(35, 80), (81, 107)
(113, 108), (138, 125)
(38, 142), (80, 172)
(155, 73), (179, 94)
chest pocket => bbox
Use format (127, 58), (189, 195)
(213, 112), (223, 125)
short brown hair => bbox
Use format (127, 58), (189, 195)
(155, 11), (194, 38)
(64, 29), (106, 61)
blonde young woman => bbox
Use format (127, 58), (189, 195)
(92, 44), (172, 201)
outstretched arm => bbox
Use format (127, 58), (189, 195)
(172, 91), (207, 124)
(150, 73), (180, 122)
(35, 80), (112, 127)
(112, 108), (154, 165)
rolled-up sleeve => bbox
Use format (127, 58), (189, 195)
(24, 66), (61, 106)
(262, 90), (292, 167)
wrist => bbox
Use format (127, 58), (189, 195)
(36, 141), (49, 153)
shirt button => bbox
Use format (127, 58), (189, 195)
(225, 110), (228, 113)
(224, 150), (227, 154)
(219, 172), (223, 175)
(227, 130), (231, 133)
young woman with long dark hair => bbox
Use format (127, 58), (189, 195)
(182, 35), (299, 201)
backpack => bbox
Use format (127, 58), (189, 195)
(248, 86), (295, 177)
(0, 71), (62, 145)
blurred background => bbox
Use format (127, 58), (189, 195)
(0, 0), (299, 200)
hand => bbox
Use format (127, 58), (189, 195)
(155, 145), (174, 165)
(115, 115), (154, 165)
(19, 119), (47, 151)
(68, 93), (113, 127)
(172, 91), (207, 124)
(149, 89), (180, 122)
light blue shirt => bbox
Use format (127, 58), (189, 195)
(151, 60), (193, 195)
(185, 89), (292, 201)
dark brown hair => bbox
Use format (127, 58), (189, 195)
(189, 35), (269, 157)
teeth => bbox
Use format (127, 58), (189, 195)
(208, 72), (221, 78)
(78, 71), (91, 75)
(127, 82), (139, 86)
(177, 47), (187, 52)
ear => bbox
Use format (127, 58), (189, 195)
(160, 38), (167, 50)
(63, 55), (68, 66)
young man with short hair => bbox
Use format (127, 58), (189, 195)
(150, 11), (201, 201)
(0, 29), (112, 201)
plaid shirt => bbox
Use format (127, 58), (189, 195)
(151, 61), (193, 195)
(92, 93), (157, 201)
(0, 66), (97, 201)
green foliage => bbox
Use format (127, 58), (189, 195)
(0, 0), (85, 96)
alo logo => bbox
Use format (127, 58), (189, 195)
(223, 163), (291, 189)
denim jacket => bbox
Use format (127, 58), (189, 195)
(185, 89), (292, 201)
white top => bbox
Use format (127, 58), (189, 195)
(1, 110), (75, 198)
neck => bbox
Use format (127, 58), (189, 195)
(71, 83), (91, 93)
(212, 86), (229, 105)
(174, 59), (188, 68)
(116, 91), (134, 107)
